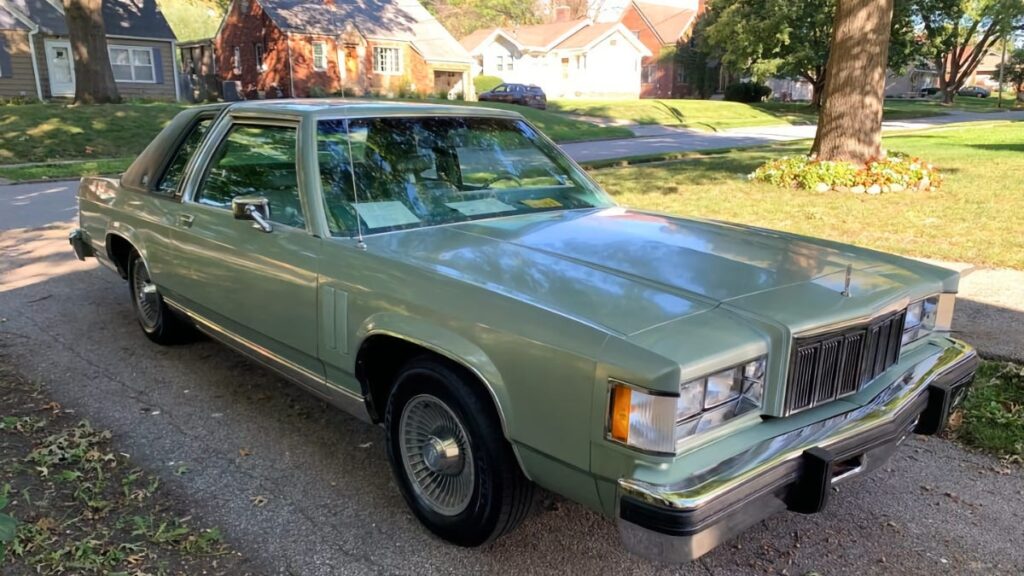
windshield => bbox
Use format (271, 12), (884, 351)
(316, 116), (614, 236)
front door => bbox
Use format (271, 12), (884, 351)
(175, 120), (323, 378)
(45, 40), (75, 97)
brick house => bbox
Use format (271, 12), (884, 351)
(213, 0), (473, 99)
(618, 0), (704, 98)
(0, 0), (178, 101)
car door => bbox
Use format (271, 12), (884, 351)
(173, 118), (323, 378)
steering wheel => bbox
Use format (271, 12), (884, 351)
(482, 170), (522, 189)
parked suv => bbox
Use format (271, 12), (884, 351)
(478, 83), (547, 109)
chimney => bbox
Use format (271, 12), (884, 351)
(553, 5), (571, 23)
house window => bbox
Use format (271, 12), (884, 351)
(507, 56), (514, 71)
(676, 66), (687, 84)
(254, 43), (265, 72)
(373, 46), (402, 74)
(232, 46), (241, 74)
(312, 42), (327, 71)
(109, 46), (156, 83)
(496, 55), (503, 72)
(643, 64), (656, 84)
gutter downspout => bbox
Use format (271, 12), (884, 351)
(170, 39), (182, 102)
(285, 32), (295, 98)
(27, 26), (43, 101)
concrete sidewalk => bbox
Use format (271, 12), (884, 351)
(562, 110), (1024, 163)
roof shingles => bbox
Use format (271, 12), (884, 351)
(0, 0), (175, 39)
(258, 0), (470, 64)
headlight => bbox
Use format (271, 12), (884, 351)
(903, 294), (955, 345)
(607, 356), (767, 454)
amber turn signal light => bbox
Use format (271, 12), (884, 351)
(609, 383), (632, 442)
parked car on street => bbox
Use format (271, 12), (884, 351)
(70, 100), (978, 562)
(477, 83), (547, 109)
(958, 85), (991, 98)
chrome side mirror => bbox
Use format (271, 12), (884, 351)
(232, 195), (273, 233)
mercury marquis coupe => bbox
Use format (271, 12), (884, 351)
(70, 100), (977, 562)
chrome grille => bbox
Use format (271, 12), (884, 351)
(785, 309), (907, 415)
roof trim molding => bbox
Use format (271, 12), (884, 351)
(627, 0), (697, 46)
(464, 28), (523, 55)
(559, 22), (652, 56)
(540, 19), (591, 51)
(0, 0), (40, 31)
(626, 0), (665, 44)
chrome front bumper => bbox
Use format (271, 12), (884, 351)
(616, 338), (978, 563)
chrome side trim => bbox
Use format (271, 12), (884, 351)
(165, 297), (371, 423)
(619, 338), (976, 511)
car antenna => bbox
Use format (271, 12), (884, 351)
(343, 116), (366, 250)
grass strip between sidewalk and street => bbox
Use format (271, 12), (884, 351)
(0, 359), (253, 575)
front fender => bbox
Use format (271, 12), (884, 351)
(355, 312), (513, 437)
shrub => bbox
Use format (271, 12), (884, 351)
(474, 75), (503, 94)
(749, 153), (941, 194)
(724, 81), (772, 103)
(308, 85), (329, 98)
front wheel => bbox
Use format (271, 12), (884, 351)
(128, 251), (193, 344)
(385, 357), (533, 546)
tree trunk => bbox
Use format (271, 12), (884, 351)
(811, 0), (895, 164)
(811, 78), (826, 109)
(63, 0), (119, 104)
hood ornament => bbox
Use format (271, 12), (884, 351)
(840, 264), (852, 297)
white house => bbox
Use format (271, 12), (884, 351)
(460, 12), (651, 99)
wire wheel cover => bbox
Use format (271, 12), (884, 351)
(399, 394), (475, 516)
(133, 260), (160, 330)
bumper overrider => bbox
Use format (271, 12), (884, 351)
(616, 338), (978, 563)
(69, 228), (95, 261)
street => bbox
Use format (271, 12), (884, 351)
(561, 110), (1024, 162)
(1, 172), (1023, 575)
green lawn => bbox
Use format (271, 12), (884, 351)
(592, 120), (1024, 270)
(552, 95), (1023, 131)
(0, 102), (187, 165)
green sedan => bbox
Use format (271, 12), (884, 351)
(69, 100), (978, 562)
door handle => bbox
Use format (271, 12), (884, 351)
(178, 213), (194, 228)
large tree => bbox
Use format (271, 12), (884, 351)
(913, 0), (1024, 103)
(703, 0), (916, 107)
(63, 0), (119, 104)
(811, 0), (896, 163)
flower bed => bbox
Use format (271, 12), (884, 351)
(749, 153), (941, 194)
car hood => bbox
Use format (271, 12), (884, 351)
(367, 208), (953, 335)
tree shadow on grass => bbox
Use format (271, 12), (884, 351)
(0, 102), (185, 164)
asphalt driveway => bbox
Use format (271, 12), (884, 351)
(1, 190), (1022, 575)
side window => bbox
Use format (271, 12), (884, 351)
(196, 124), (305, 229)
(156, 117), (213, 195)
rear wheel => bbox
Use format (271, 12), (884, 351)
(385, 357), (533, 546)
(128, 251), (193, 344)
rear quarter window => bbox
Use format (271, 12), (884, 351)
(155, 118), (213, 195)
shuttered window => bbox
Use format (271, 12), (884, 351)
(109, 46), (155, 83)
